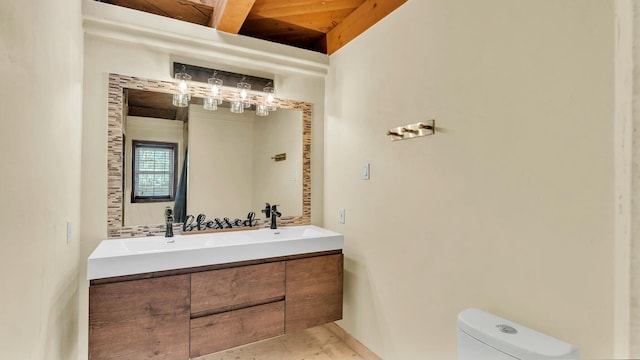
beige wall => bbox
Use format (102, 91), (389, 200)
(252, 109), (303, 216)
(626, 0), (640, 355)
(124, 116), (186, 225)
(325, 1), (614, 358)
(188, 105), (255, 219)
(614, 0), (633, 356)
(0, 0), (83, 359)
(188, 105), (302, 221)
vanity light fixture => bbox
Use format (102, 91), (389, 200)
(230, 91), (244, 114)
(231, 76), (251, 113)
(230, 99), (244, 113)
(204, 72), (223, 111)
(171, 62), (277, 116)
(256, 100), (269, 117)
(263, 82), (277, 112)
(255, 81), (274, 117)
(172, 65), (191, 108)
(239, 76), (252, 109)
(255, 82), (277, 116)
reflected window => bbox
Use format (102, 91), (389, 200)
(131, 140), (177, 203)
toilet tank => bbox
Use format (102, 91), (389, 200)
(457, 308), (579, 360)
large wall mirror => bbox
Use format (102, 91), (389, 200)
(107, 74), (311, 238)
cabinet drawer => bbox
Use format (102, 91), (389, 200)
(191, 261), (285, 316)
(190, 301), (285, 358)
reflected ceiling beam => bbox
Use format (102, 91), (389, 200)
(326, 0), (407, 55)
(128, 106), (176, 120)
(175, 106), (189, 122)
(211, 0), (256, 33)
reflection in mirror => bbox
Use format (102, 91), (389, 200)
(122, 91), (302, 226)
(187, 105), (302, 223)
(124, 114), (187, 226)
(107, 74), (311, 238)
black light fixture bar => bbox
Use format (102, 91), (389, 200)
(172, 62), (273, 89)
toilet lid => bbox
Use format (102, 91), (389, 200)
(457, 308), (579, 359)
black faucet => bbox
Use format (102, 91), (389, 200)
(262, 203), (281, 229)
(262, 203), (271, 219)
(165, 207), (174, 239)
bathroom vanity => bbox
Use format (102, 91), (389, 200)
(93, 73), (328, 359)
(87, 226), (344, 360)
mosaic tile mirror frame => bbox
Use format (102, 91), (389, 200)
(106, 73), (312, 238)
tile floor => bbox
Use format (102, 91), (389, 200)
(194, 325), (364, 360)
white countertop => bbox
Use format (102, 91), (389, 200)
(87, 225), (344, 280)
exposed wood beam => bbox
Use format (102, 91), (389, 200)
(104, 0), (213, 26)
(211, 0), (256, 33)
(326, 0), (407, 55)
(185, 0), (215, 6)
(247, 0), (364, 19)
(186, 0), (215, 24)
(313, 34), (328, 54)
(263, 9), (355, 33)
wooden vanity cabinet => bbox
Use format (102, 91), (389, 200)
(88, 251), (343, 360)
(88, 274), (190, 360)
(285, 253), (344, 332)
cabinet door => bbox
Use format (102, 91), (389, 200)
(285, 254), (343, 332)
(89, 275), (190, 360)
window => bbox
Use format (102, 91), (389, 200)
(131, 141), (178, 203)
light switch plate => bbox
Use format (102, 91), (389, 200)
(66, 220), (72, 244)
(362, 163), (370, 180)
(338, 208), (345, 224)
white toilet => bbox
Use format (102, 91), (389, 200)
(457, 308), (580, 360)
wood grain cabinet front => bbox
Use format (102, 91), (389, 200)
(88, 274), (190, 360)
(88, 251), (343, 359)
(285, 254), (344, 333)
(189, 262), (286, 358)
(190, 301), (285, 358)
(191, 261), (285, 317)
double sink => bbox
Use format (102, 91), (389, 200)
(88, 225), (344, 280)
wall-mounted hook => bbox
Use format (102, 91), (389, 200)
(402, 128), (419, 134)
(387, 119), (435, 141)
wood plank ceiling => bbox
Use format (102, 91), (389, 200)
(96, 0), (407, 54)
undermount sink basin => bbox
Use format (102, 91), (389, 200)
(87, 225), (344, 280)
